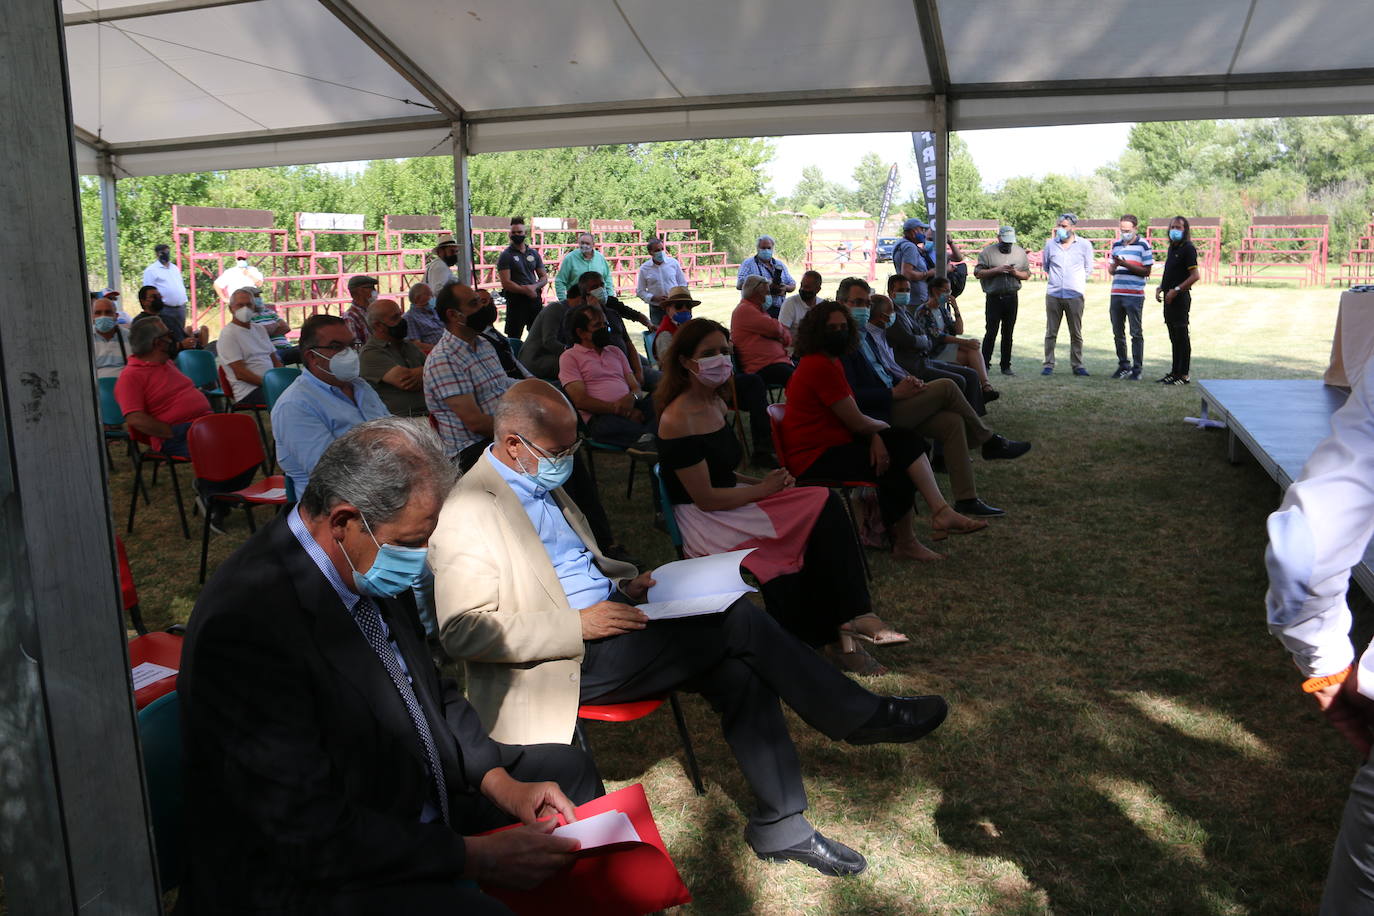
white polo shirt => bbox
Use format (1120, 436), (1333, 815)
(216, 321), (278, 403)
(141, 260), (189, 307)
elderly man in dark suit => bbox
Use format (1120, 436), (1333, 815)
(177, 418), (601, 914)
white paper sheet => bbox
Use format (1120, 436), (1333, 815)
(553, 809), (641, 849)
(637, 548), (757, 620)
(255, 487), (287, 500)
(131, 661), (178, 691)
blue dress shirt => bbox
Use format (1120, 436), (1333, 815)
(483, 447), (614, 610)
(271, 369), (390, 496)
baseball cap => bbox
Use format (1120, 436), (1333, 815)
(234, 249), (249, 258)
(902, 217), (931, 232)
(347, 275), (379, 290)
(998, 226), (1017, 243)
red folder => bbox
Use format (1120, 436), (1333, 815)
(478, 783), (692, 915)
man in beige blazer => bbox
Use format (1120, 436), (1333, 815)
(431, 380), (949, 879)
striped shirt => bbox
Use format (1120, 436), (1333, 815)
(1109, 237), (1154, 298)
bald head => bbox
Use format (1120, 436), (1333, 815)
(366, 298), (405, 340)
(490, 380), (579, 475)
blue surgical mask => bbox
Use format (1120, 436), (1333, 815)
(1120, 231), (1134, 241)
(757, 248), (773, 261)
(651, 251), (665, 264)
(938, 293), (949, 305)
(342, 513), (430, 598)
(892, 292), (911, 307)
(913, 232), (926, 245)
(93, 316), (117, 333)
(1169, 228), (1184, 242)
(590, 286), (608, 303)
(850, 306), (870, 327)
(671, 309), (691, 324)
(517, 436), (575, 491)
(1055, 228), (1070, 241)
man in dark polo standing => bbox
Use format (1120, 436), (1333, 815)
(497, 216), (548, 339)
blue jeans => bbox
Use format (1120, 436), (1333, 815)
(1109, 295), (1144, 370)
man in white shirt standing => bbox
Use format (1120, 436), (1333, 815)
(1266, 353), (1374, 913)
(217, 288), (282, 407)
(635, 236), (688, 327)
(1040, 213), (1095, 377)
(141, 242), (189, 333)
(425, 234), (460, 292)
(214, 250), (264, 305)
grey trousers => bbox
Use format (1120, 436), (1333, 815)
(890, 378), (993, 501)
(1109, 295), (1144, 370)
(1322, 755), (1374, 913)
(1044, 294), (1085, 369)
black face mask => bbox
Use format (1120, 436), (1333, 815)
(466, 304), (498, 333)
(799, 290), (817, 303)
(145, 298), (165, 313)
(441, 253), (459, 266)
(590, 327), (613, 348)
(510, 233), (526, 245)
(822, 328), (849, 356)
(157, 252), (170, 263)
(998, 242), (1012, 253)
(385, 319), (407, 338)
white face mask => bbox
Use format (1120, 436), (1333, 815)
(579, 243), (594, 257)
(368, 289), (378, 303)
(315, 347), (360, 382)
(233, 306), (255, 324)
(236, 258), (248, 268)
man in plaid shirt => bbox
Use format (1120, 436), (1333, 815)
(343, 275), (379, 344)
(422, 283), (513, 468)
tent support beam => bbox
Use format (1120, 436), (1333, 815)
(911, 0), (949, 94)
(451, 121), (473, 284)
(933, 94), (948, 280)
(315, 0), (463, 120)
(98, 151), (121, 291)
(64, 0), (261, 26)
(0, 0), (161, 909)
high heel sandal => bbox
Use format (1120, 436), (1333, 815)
(931, 504), (989, 541)
(840, 613), (910, 646)
(824, 633), (889, 676)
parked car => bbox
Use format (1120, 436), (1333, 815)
(875, 237), (901, 262)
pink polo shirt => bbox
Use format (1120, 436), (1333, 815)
(730, 300), (793, 374)
(114, 355), (212, 450)
(559, 343), (634, 421)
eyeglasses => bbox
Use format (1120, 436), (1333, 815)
(847, 297), (872, 307)
(312, 341), (362, 354)
(517, 433), (584, 462)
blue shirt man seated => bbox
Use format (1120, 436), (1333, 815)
(177, 419), (602, 914)
(271, 314), (391, 495)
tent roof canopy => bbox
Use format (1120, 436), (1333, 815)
(67, 0), (1374, 177)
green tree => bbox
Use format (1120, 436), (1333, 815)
(850, 152), (897, 216)
(987, 173), (1096, 247)
(788, 165), (849, 212)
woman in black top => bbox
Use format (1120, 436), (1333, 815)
(1155, 215), (1200, 384)
(655, 318), (909, 675)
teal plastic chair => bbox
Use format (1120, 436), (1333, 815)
(176, 349), (223, 404)
(507, 337), (523, 358)
(651, 464), (685, 559)
(262, 366), (301, 409)
(98, 376), (132, 471)
(138, 691), (183, 894)
(641, 329), (657, 369)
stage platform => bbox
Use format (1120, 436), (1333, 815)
(1196, 378), (1372, 597)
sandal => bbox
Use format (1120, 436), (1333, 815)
(824, 637), (889, 676)
(931, 504), (989, 542)
(841, 613), (910, 646)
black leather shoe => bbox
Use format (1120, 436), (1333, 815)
(754, 831), (868, 877)
(1000, 366), (1015, 376)
(846, 695), (948, 745)
(981, 435), (1032, 461)
(953, 497), (1005, 517)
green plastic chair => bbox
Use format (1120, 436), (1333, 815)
(138, 691), (184, 894)
(651, 464), (685, 559)
(175, 349), (223, 403)
(262, 366), (301, 409)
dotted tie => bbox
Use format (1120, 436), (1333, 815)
(352, 597), (450, 826)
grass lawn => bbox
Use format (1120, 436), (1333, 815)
(110, 278), (1365, 914)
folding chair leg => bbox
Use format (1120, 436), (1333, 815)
(584, 449), (597, 487)
(244, 505), (257, 533)
(166, 463), (190, 540)
(105, 441), (115, 472)
(127, 455), (145, 533)
(668, 693), (705, 796)
(252, 408), (272, 475)
(625, 455), (638, 499)
(836, 487), (872, 581)
(573, 720), (591, 754)
(126, 602), (148, 637)
(198, 507), (212, 584)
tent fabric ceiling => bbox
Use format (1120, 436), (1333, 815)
(66, 0), (1374, 177)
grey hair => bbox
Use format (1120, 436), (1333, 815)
(492, 381), (576, 441)
(299, 418), (457, 523)
(577, 232), (595, 244)
(128, 316), (168, 356)
(741, 275), (771, 299)
(229, 287), (255, 307)
(409, 283), (431, 300)
(756, 235), (775, 246)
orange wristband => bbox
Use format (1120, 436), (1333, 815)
(1302, 664), (1353, 693)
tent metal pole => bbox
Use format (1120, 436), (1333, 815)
(933, 94), (948, 279)
(98, 152), (120, 291)
(451, 120), (474, 284)
(0, 0), (161, 910)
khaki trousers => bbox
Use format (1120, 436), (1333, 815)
(890, 378), (993, 501)
(1044, 294), (1085, 369)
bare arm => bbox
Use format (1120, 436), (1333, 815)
(227, 359), (266, 388)
(381, 366), (424, 391)
(124, 409), (173, 440)
(827, 395), (889, 436)
(563, 380), (624, 417)
(672, 460), (783, 511)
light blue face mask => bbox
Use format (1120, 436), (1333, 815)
(1169, 228), (1184, 242)
(343, 512), (430, 598)
(93, 316), (117, 333)
(938, 293), (950, 305)
(892, 292), (911, 307)
(850, 306), (871, 327)
(1055, 228), (1070, 241)
(517, 435), (575, 491)
(590, 286), (609, 303)
(757, 248), (773, 261)
(651, 250), (665, 264)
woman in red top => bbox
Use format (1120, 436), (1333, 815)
(779, 302), (978, 562)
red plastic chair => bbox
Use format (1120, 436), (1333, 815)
(766, 403), (874, 579)
(188, 414), (288, 583)
(127, 426), (192, 539)
(128, 630), (183, 710)
(575, 694), (704, 796)
(116, 535), (147, 635)
(218, 364), (273, 468)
